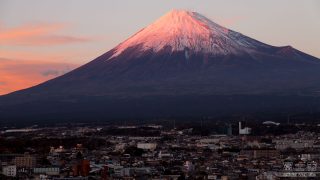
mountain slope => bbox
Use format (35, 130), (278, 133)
(1, 10), (320, 122)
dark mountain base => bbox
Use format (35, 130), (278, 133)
(1, 95), (320, 126)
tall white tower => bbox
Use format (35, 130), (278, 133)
(239, 121), (251, 135)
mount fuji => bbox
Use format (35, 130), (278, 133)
(1, 10), (320, 123)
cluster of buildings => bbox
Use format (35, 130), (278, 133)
(1, 122), (320, 179)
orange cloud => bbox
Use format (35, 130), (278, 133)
(0, 59), (79, 95)
(0, 23), (93, 46)
(0, 22), (98, 95)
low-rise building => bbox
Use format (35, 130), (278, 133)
(137, 143), (157, 151)
(274, 139), (314, 150)
(2, 165), (16, 177)
(241, 149), (280, 159)
(12, 154), (37, 168)
(33, 167), (60, 176)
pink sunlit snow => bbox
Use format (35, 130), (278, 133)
(108, 10), (269, 60)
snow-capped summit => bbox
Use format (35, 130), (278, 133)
(1, 10), (320, 122)
(109, 9), (268, 59)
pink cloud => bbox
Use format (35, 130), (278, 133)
(15, 35), (92, 46)
(0, 23), (93, 46)
(0, 22), (99, 95)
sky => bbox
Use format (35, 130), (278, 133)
(0, 0), (319, 95)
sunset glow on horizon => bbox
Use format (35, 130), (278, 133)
(1, 0), (319, 95)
